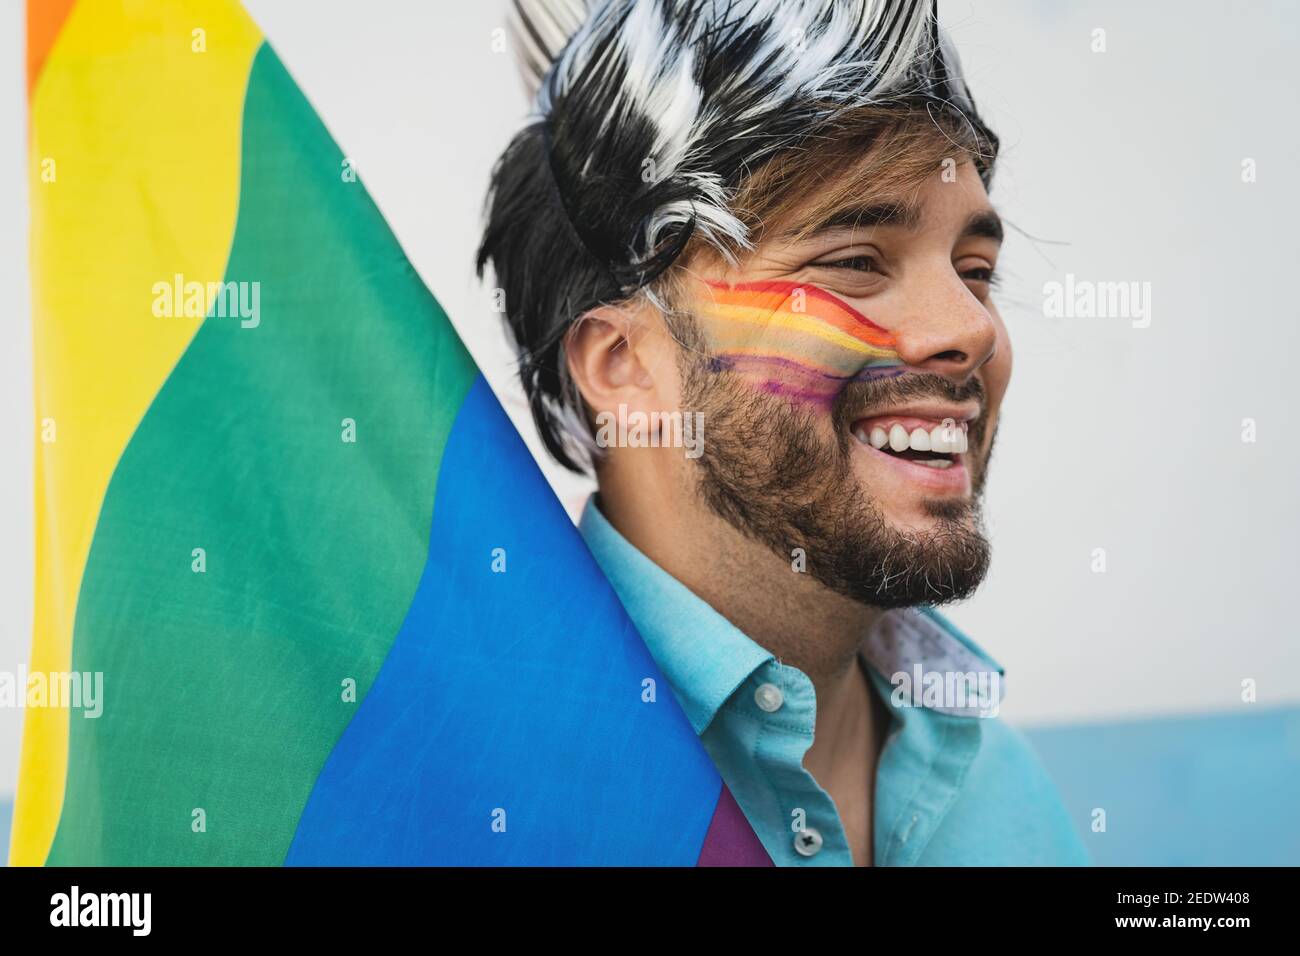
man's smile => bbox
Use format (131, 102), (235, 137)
(849, 404), (980, 495)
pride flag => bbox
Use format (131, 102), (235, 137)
(14, 0), (769, 866)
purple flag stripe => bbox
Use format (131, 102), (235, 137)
(696, 782), (773, 866)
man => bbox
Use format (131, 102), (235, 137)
(480, 0), (1087, 865)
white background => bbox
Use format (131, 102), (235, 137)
(3, 0), (1299, 799)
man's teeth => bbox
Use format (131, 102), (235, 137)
(860, 422), (968, 455)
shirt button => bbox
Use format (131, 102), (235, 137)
(754, 682), (784, 712)
(793, 827), (823, 858)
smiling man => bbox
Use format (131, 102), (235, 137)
(480, 0), (1087, 866)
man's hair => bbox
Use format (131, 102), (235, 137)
(477, 0), (999, 472)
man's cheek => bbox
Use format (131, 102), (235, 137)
(689, 278), (904, 407)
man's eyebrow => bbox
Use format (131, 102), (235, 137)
(789, 200), (922, 239)
(961, 208), (1004, 243)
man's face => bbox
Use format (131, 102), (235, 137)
(677, 160), (1011, 607)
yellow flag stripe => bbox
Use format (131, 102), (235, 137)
(12, 0), (263, 866)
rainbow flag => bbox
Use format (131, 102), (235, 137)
(14, 0), (769, 866)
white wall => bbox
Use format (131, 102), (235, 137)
(3, 0), (1298, 798)
(936, 0), (1300, 723)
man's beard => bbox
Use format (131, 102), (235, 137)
(680, 361), (994, 609)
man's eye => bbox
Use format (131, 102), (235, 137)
(962, 266), (999, 286)
(813, 254), (878, 272)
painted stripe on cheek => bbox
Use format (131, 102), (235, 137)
(692, 279), (905, 404)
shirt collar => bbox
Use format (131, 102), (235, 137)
(859, 604), (1006, 717)
(578, 495), (1006, 728)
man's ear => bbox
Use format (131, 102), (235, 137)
(564, 302), (662, 416)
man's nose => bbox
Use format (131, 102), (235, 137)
(890, 269), (997, 382)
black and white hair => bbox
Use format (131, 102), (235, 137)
(478, 0), (998, 473)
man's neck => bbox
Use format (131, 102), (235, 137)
(594, 485), (882, 702)
(595, 484), (885, 865)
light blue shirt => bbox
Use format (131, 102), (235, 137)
(579, 496), (1089, 866)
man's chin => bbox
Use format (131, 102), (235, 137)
(873, 493), (982, 537)
(818, 505), (993, 610)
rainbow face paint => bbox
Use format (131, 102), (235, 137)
(688, 279), (905, 406)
